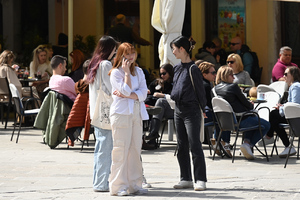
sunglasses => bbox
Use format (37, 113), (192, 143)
(229, 42), (239, 46)
(208, 71), (217, 75)
(284, 73), (288, 76)
(160, 72), (167, 76)
(227, 61), (235, 64)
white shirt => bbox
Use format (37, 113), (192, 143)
(89, 60), (112, 118)
(110, 66), (149, 120)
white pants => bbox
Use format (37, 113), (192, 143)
(109, 101), (143, 195)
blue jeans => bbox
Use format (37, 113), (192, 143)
(239, 116), (270, 147)
(93, 127), (113, 191)
(175, 103), (207, 182)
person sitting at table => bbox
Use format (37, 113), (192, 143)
(144, 63), (174, 149)
(30, 45), (52, 79)
(213, 66), (270, 160)
(68, 49), (86, 83)
(0, 50), (23, 97)
(49, 55), (77, 102)
(257, 66), (300, 158)
(227, 53), (254, 94)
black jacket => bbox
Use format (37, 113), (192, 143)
(171, 62), (206, 111)
(213, 82), (253, 114)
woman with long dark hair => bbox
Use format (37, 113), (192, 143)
(258, 66), (300, 157)
(88, 35), (118, 192)
(170, 36), (207, 191)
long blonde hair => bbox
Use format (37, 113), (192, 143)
(0, 50), (15, 66)
(31, 45), (50, 73)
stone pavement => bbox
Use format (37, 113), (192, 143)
(1, 121), (300, 200)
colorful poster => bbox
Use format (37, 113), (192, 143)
(218, 0), (246, 50)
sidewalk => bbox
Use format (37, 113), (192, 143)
(1, 121), (300, 200)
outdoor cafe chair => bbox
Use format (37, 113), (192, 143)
(9, 83), (40, 143)
(212, 97), (269, 163)
(283, 102), (300, 168)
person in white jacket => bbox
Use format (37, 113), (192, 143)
(108, 42), (149, 196)
(88, 36), (118, 192)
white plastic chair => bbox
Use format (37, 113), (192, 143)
(283, 102), (300, 168)
(269, 81), (288, 98)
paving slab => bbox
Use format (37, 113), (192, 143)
(1, 122), (300, 200)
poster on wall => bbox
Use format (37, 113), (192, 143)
(218, 0), (246, 50)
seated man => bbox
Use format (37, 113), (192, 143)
(272, 46), (298, 82)
(49, 55), (77, 101)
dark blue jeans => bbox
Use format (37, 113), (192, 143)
(174, 103), (207, 182)
(240, 115), (270, 147)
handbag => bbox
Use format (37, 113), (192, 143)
(90, 62), (113, 130)
(189, 64), (205, 143)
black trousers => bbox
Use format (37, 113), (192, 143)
(267, 109), (289, 147)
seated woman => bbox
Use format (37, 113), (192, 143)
(258, 66), (300, 157)
(144, 63), (174, 148)
(0, 50), (23, 97)
(213, 66), (270, 160)
(227, 53), (254, 94)
(29, 45), (52, 98)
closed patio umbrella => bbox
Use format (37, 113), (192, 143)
(151, 0), (186, 66)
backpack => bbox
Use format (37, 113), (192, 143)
(240, 44), (261, 84)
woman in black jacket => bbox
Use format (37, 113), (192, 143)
(170, 36), (207, 191)
(213, 66), (270, 160)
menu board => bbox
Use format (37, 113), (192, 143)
(218, 0), (246, 50)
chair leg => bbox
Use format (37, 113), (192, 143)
(158, 120), (167, 148)
(258, 127), (269, 162)
(284, 136), (295, 168)
(212, 130), (223, 160)
(16, 115), (23, 143)
(232, 131), (240, 163)
(270, 135), (278, 157)
(11, 114), (18, 141)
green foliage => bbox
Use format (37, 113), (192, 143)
(16, 28), (47, 67)
(73, 34), (96, 59)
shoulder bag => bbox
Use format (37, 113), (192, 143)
(189, 64), (205, 143)
(90, 62), (113, 130)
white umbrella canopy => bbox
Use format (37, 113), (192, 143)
(151, 0), (186, 66)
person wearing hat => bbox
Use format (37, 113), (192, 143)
(107, 14), (152, 46)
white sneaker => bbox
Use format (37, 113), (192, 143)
(240, 143), (255, 160)
(173, 180), (193, 189)
(194, 181), (206, 191)
(257, 135), (275, 146)
(117, 189), (128, 196)
(142, 176), (152, 188)
(279, 146), (297, 158)
(133, 188), (148, 195)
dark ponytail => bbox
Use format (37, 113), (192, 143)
(170, 36), (196, 54)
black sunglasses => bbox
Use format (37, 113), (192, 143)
(229, 42), (239, 46)
(227, 61), (235, 64)
(160, 72), (167, 76)
(209, 71), (217, 75)
(284, 73), (288, 76)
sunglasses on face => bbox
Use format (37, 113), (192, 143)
(208, 71), (217, 75)
(284, 73), (288, 76)
(227, 61), (235, 64)
(229, 42), (239, 46)
(160, 72), (167, 76)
